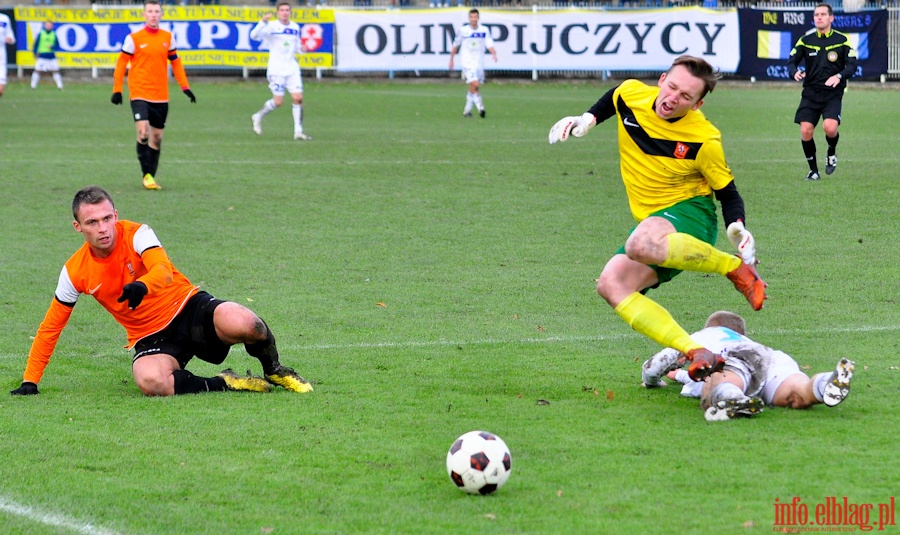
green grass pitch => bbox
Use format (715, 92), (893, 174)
(0, 77), (898, 534)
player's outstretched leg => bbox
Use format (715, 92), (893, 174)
(725, 256), (767, 311)
(822, 358), (855, 407)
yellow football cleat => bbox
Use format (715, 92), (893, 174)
(217, 369), (271, 393)
(265, 365), (313, 393)
(142, 173), (162, 190)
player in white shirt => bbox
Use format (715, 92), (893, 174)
(641, 311), (855, 421)
(0, 12), (18, 99)
(250, 2), (310, 141)
(448, 9), (497, 118)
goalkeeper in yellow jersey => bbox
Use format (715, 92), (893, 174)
(549, 55), (767, 383)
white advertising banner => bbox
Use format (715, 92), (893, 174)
(334, 7), (740, 73)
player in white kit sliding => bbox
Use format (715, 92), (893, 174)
(448, 9), (497, 118)
(250, 2), (311, 141)
(641, 311), (855, 421)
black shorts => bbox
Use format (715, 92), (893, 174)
(794, 88), (842, 126)
(132, 291), (231, 369)
(131, 100), (169, 129)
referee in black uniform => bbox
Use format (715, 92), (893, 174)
(787, 3), (857, 181)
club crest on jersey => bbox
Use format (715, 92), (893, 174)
(126, 262), (135, 276)
(674, 142), (690, 159)
(827, 51), (838, 62)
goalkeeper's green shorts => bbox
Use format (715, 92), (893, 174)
(615, 195), (719, 288)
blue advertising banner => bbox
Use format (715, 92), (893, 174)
(737, 8), (887, 80)
(13, 6), (334, 68)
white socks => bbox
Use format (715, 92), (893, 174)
(463, 92), (474, 114)
(30, 72), (62, 89)
(709, 382), (745, 406)
(292, 104), (302, 132)
(258, 99), (277, 117)
(812, 372), (831, 403)
(257, 99), (302, 133)
(472, 92), (483, 111)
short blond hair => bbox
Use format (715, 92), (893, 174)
(705, 310), (746, 335)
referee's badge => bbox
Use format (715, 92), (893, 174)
(827, 51), (839, 62)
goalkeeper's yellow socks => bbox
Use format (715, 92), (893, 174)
(615, 292), (701, 354)
(659, 233), (741, 275)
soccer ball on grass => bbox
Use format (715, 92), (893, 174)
(446, 430), (512, 495)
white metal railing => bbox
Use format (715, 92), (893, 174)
(890, 6), (900, 73)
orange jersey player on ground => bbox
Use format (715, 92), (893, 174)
(111, 0), (195, 191)
(11, 186), (313, 398)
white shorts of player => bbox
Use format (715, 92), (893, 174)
(267, 72), (303, 96)
(0, 58), (7, 84)
(35, 58), (61, 72)
(726, 349), (801, 406)
(461, 67), (485, 85)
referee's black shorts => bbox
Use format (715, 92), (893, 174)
(794, 87), (843, 126)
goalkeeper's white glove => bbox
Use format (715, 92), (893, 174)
(726, 220), (757, 265)
(548, 112), (596, 144)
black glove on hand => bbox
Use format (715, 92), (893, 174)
(117, 281), (148, 310)
(11, 382), (39, 395)
(183, 89), (196, 103)
(111, 92), (123, 105)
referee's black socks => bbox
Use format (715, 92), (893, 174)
(802, 139), (818, 172)
(826, 133), (839, 156)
